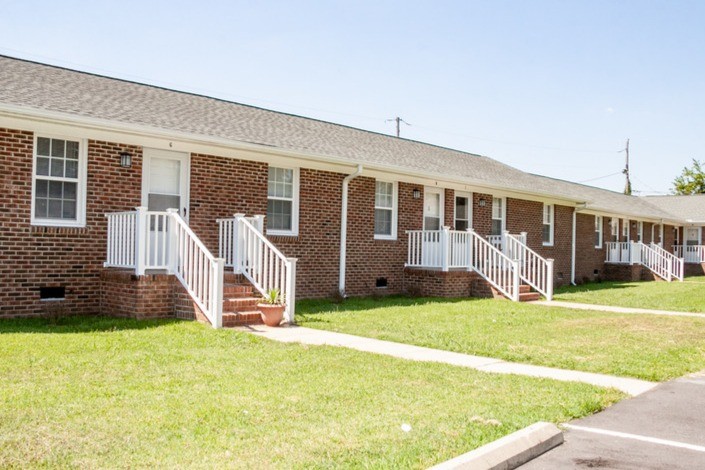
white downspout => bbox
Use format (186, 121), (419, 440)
(339, 164), (363, 296)
(571, 203), (587, 285)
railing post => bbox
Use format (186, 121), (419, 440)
(211, 258), (224, 328)
(502, 230), (510, 256)
(512, 259), (520, 302)
(440, 226), (450, 272)
(233, 213), (245, 274)
(466, 228), (474, 271)
(253, 214), (265, 234)
(285, 258), (297, 324)
(546, 258), (554, 301)
(166, 208), (179, 275)
(134, 206), (147, 276)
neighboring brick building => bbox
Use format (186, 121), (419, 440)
(0, 55), (702, 323)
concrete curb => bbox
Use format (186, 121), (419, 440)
(428, 422), (563, 470)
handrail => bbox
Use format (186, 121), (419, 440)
(651, 243), (684, 281)
(605, 242), (632, 264)
(673, 244), (705, 264)
(168, 209), (224, 328)
(219, 215), (297, 323)
(406, 229), (471, 271)
(635, 242), (670, 282)
(505, 232), (553, 301)
(468, 229), (520, 301)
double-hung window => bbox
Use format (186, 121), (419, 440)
(32, 136), (86, 227)
(491, 197), (504, 236)
(374, 181), (397, 239)
(542, 204), (554, 246)
(594, 216), (603, 248)
(266, 167), (299, 236)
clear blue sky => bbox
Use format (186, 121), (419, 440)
(1, 1), (703, 194)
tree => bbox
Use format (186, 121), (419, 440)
(672, 159), (705, 195)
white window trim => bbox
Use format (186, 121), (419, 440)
(374, 180), (398, 240)
(542, 203), (554, 246)
(423, 186), (445, 230)
(491, 196), (506, 235)
(266, 166), (299, 237)
(622, 218), (629, 242)
(454, 191), (473, 231)
(594, 216), (603, 249)
(30, 134), (88, 228)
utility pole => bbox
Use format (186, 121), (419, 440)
(621, 139), (632, 195)
(386, 116), (410, 138)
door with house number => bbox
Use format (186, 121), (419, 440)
(422, 188), (444, 266)
(141, 149), (190, 268)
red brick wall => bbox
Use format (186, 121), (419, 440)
(505, 199), (573, 287)
(472, 193), (493, 237)
(444, 188), (454, 228)
(574, 213), (605, 283)
(0, 128), (142, 316)
(100, 270), (173, 319)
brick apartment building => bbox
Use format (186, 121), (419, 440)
(1, 55), (703, 326)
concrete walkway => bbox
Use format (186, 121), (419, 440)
(240, 325), (656, 396)
(531, 300), (705, 318)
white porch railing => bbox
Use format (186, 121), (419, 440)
(468, 229), (520, 302)
(673, 245), (705, 264)
(653, 243), (684, 281)
(218, 214), (297, 323)
(487, 234), (503, 250)
(105, 207), (224, 328)
(605, 241), (633, 264)
(606, 241), (684, 282)
(505, 231), (554, 301)
(406, 228), (521, 301)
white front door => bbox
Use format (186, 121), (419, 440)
(422, 187), (444, 266)
(142, 148), (190, 217)
(142, 149), (190, 268)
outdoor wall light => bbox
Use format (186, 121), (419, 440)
(412, 189), (421, 199)
(119, 151), (132, 168)
(478, 198), (487, 207)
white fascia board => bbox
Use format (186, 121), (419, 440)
(0, 103), (593, 207)
(578, 207), (684, 225)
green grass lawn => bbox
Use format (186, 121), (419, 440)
(554, 276), (705, 312)
(0, 317), (622, 469)
(297, 296), (705, 382)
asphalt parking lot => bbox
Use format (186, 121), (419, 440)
(522, 371), (705, 469)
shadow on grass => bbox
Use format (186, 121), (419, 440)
(0, 315), (184, 335)
(555, 281), (639, 295)
(296, 295), (484, 322)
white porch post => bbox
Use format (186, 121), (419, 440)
(253, 214), (265, 234)
(233, 213), (245, 274)
(134, 206), (147, 276)
(502, 230), (510, 256)
(211, 258), (224, 328)
(546, 258), (554, 301)
(466, 228), (474, 271)
(285, 258), (298, 323)
(440, 226), (450, 272)
(512, 259), (520, 302)
(166, 208), (179, 274)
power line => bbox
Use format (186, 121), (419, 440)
(577, 171), (623, 184)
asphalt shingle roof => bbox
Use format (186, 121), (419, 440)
(644, 195), (705, 222)
(0, 55), (696, 223)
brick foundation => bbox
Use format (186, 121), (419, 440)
(685, 263), (705, 276)
(403, 268), (498, 298)
(100, 270), (174, 319)
(602, 264), (663, 282)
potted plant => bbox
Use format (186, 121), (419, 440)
(258, 288), (285, 326)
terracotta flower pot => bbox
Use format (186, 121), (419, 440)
(258, 303), (285, 327)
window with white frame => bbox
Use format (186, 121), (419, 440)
(610, 218), (619, 241)
(32, 136), (85, 226)
(542, 204), (554, 245)
(454, 195), (471, 231)
(491, 197), (504, 236)
(266, 167), (298, 235)
(637, 221), (643, 242)
(622, 218), (629, 241)
(374, 180), (397, 239)
(595, 216), (603, 248)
